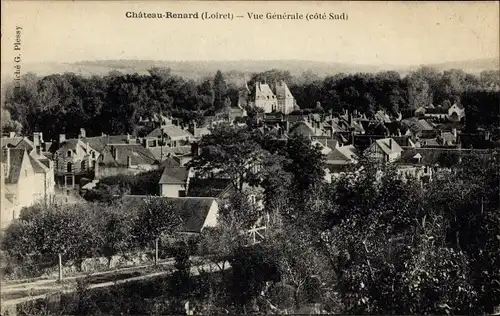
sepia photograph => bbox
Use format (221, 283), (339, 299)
(0, 1), (499, 315)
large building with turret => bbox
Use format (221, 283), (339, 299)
(242, 80), (296, 114)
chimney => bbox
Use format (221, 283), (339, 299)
(485, 131), (491, 141)
(8, 132), (16, 138)
(126, 134), (131, 143)
(397, 128), (401, 137)
(452, 128), (457, 137)
(127, 156), (131, 168)
(59, 134), (66, 144)
(33, 132), (41, 148)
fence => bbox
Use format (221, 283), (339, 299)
(0, 236), (197, 283)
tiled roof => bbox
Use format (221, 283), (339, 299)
(255, 83), (276, 100)
(289, 121), (316, 137)
(81, 135), (130, 153)
(418, 120), (434, 130)
(326, 145), (358, 163)
(0, 137), (24, 148)
(2, 148), (28, 184)
(149, 145), (192, 160)
(14, 138), (35, 151)
(147, 126), (193, 139)
(102, 144), (156, 167)
(369, 138), (403, 156)
(159, 167), (189, 184)
(29, 155), (49, 173)
(121, 195), (217, 233)
(56, 139), (97, 156)
(275, 81), (293, 99)
(160, 157), (181, 168)
(311, 137), (339, 150)
(187, 178), (233, 198)
(397, 148), (485, 166)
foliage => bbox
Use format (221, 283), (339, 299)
(283, 134), (325, 194)
(131, 197), (183, 247)
(82, 168), (163, 203)
(188, 123), (266, 192)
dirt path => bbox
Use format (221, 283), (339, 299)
(1, 260), (230, 307)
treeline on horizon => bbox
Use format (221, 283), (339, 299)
(2, 67), (499, 141)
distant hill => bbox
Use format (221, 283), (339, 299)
(1, 58), (498, 83)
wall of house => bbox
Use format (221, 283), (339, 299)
(13, 157), (38, 216)
(95, 166), (145, 179)
(367, 147), (385, 161)
(388, 151), (402, 162)
(55, 153), (95, 175)
(160, 183), (185, 197)
(255, 99), (278, 113)
(201, 201), (219, 229)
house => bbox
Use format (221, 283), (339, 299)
(448, 103), (465, 122)
(146, 124), (194, 147)
(289, 121), (325, 138)
(96, 144), (157, 179)
(253, 81), (297, 114)
(53, 134), (100, 189)
(424, 106), (448, 120)
(149, 145), (193, 165)
(364, 138), (403, 162)
(159, 167), (192, 197)
(419, 129), (458, 148)
(374, 110), (392, 123)
(121, 195), (220, 234)
(274, 80), (296, 114)
(402, 118), (435, 138)
(254, 82), (278, 113)
(1, 147), (55, 226)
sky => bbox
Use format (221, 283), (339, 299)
(1, 1), (499, 66)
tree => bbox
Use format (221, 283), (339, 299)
(132, 197), (182, 264)
(213, 70), (228, 112)
(283, 134), (325, 193)
(188, 124), (266, 192)
(1, 107), (23, 134)
(99, 205), (133, 268)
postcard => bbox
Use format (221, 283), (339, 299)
(1, 1), (499, 315)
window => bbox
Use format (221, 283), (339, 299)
(92, 160), (96, 169)
(178, 190), (186, 197)
(67, 150), (72, 158)
(67, 162), (73, 173)
(91, 151), (96, 159)
(81, 161), (86, 170)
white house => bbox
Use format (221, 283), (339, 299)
(365, 138), (403, 162)
(448, 103), (465, 122)
(159, 167), (193, 197)
(122, 195), (220, 234)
